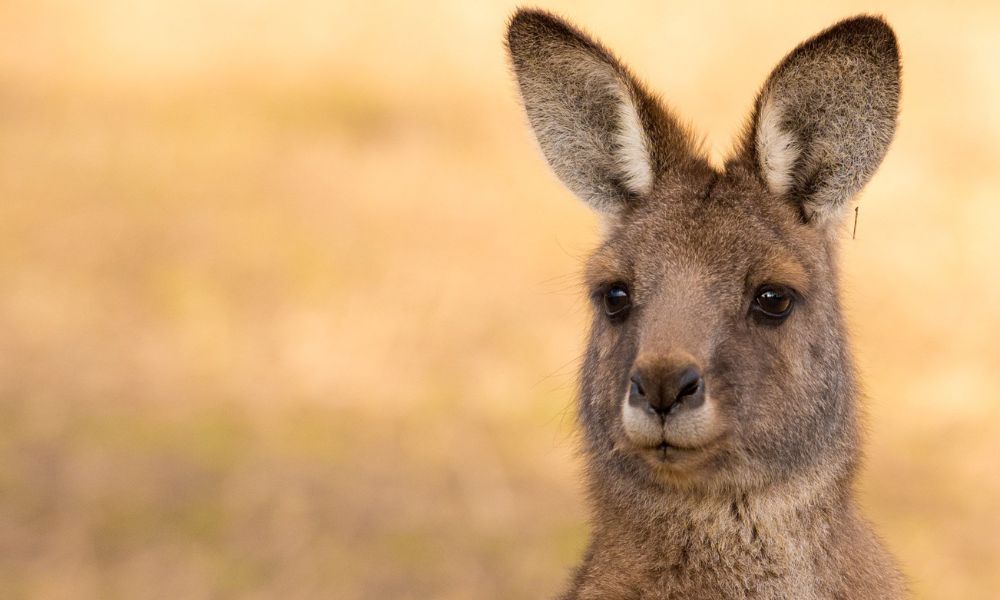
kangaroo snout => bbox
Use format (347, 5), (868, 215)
(628, 356), (705, 417)
(621, 352), (721, 454)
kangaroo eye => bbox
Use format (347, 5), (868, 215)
(753, 285), (794, 320)
(603, 285), (631, 318)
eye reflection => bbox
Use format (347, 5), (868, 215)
(603, 285), (630, 318)
(753, 285), (794, 320)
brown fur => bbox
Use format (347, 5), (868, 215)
(506, 9), (905, 599)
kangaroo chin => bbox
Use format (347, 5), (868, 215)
(506, 9), (906, 599)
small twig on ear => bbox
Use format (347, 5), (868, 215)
(852, 206), (859, 239)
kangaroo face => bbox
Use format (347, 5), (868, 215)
(582, 168), (850, 490)
(507, 11), (899, 491)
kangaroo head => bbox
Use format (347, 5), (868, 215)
(506, 11), (900, 494)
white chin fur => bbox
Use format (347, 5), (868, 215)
(621, 388), (721, 449)
(621, 389), (664, 447)
(661, 397), (720, 448)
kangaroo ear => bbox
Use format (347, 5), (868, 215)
(506, 9), (701, 216)
(736, 16), (901, 225)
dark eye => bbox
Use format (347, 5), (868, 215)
(753, 285), (794, 320)
(603, 285), (631, 319)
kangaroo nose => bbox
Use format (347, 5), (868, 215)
(629, 363), (704, 416)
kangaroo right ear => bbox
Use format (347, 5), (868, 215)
(505, 9), (701, 216)
(736, 16), (901, 225)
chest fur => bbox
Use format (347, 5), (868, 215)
(568, 506), (829, 600)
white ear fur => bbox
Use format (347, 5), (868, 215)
(612, 84), (654, 196)
(755, 96), (799, 196)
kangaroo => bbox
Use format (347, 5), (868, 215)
(506, 9), (905, 600)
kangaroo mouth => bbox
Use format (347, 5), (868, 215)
(621, 385), (726, 463)
(638, 435), (726, 468)
(651, 440), (700, 460)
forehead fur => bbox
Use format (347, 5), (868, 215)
(587, 165), (821, 298)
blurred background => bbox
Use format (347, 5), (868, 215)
(0, 1), (998, 598)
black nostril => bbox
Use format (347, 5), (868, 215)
(676, 367), (702, 400)
(628, 363), (704, 416)
(630, 373), (645, 396)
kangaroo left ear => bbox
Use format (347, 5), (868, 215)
(733, 16), (901, 225)
(506, 9), (703, 219)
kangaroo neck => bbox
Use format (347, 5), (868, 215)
(574, 471), (857, 599)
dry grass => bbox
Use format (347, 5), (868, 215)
(0, 1), (998, 598)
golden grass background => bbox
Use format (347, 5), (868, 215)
(0, 1), (998, 598)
